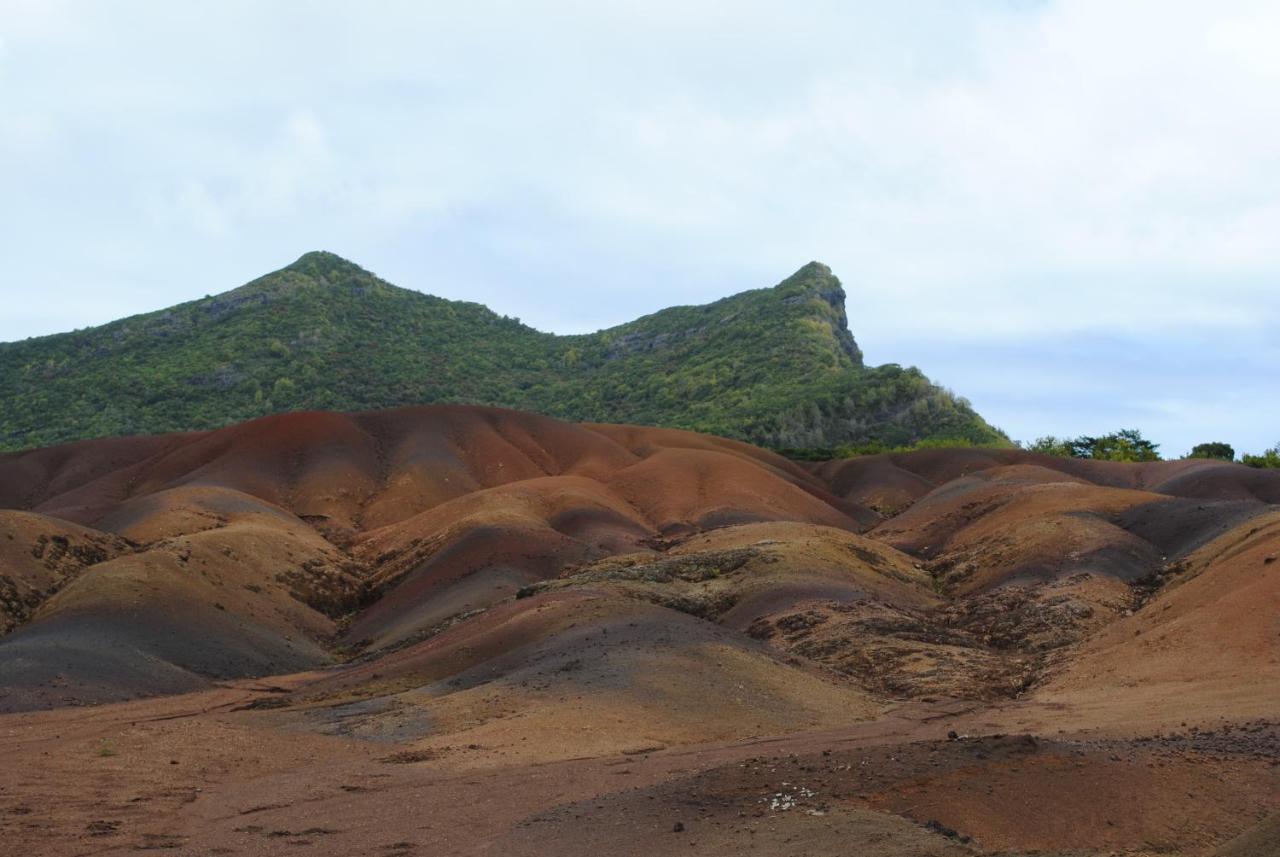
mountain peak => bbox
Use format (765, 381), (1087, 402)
(770, 261), (860, 366)
(0, 258), (1003, 452)
(792, 260), (833, 278)
(770, 261), (845, 311)
(282, 250), (371, 280)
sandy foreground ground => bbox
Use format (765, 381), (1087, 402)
(2, 674), (1276, 857)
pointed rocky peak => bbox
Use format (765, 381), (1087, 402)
(220, 251), (385, 301)
(790, 260), (835, 280)
(773, 261), (844, 307)
(769, 261), (861, 367)
(281, 250), (376, 282)
(193, 252), (388, 323)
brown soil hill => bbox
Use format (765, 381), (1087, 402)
(1, 412), (1278, 856)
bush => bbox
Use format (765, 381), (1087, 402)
(1076, 429), (1160, 462)
(1242, 444), (1280, 469)
(1025, 436), (1073, 456)
(1187, 442), (1234, 461)
(778, 435), (1010, 462)
(1021, 429), (1160, 462)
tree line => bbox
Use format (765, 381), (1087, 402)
(1024, 430), (1279, 467)
(780, 429), (1280, 467)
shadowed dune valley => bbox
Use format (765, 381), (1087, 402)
(5, 5), (1280, 854)
(0, 405), (1276, 855)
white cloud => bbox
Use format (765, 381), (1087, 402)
(173, 180), (229, 237)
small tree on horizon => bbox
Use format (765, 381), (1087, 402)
(1025, 436), (1073, 456)
(1187, 441), (1235, 461)
(1071, 429), (1161, 462)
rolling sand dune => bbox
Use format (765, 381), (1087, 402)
(1, 406), (1277, 855)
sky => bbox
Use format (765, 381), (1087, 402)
(1, 0), (1277, 456)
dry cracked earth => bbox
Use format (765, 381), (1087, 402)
(0, 406), (1277, 856)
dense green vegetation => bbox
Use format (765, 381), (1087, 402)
(0, 252), (1005, 452)
(777, 436), (1009, 462)
(1021, 433), (1279, 468)
(1187, 441), (1235, 461)
(1242, 444), (1280, 469)
(1024, 429), (1161, 462)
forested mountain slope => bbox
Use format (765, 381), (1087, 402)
(0, 252), (1003, 451)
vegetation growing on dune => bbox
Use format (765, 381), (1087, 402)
(0, 252), (1005, 452)
(1023, 429), (1161, 462)
(778, 435), (1011, 462)
(1242, 444), (1280, 469)
(1018, 433), (1278, 468)
(1187, 442), (1235, 461)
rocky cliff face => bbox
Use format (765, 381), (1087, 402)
(778, 261), (864, 367)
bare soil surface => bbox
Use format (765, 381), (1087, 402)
(1, 406), (1277, 855)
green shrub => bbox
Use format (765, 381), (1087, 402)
(1186, 442), (1235, 461)
(1021, 429), (1160, 461)
(778, 435), (1011, 462)
(1242, 445), (1280, 469)
(1025, 436), (1073, 456)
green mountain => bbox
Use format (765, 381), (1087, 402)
(0, 252), (1005, 452)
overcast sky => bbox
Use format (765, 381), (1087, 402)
(2, 1), (1277, 455)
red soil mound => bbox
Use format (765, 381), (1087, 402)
(873, 468), (1165, 591)
(0, 500), (359, 711)
(284, 588), (880, 761)
(815, 447), (1280, 508)
(0, 411), (1276, 728)
(0, 407), (881, 708)
(1, 418), (1278, 856)
(1036, 509), (1280, 721)
(0, 510), (130, 634)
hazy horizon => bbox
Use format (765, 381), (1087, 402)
(3, 1), (1277, 455)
